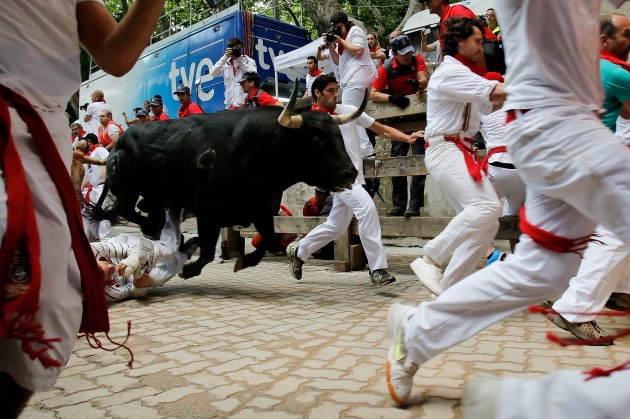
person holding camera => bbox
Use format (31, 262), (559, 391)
(83, 89), (111, 134)
(370, 34), (428, 218)
(210, 37), (257, 110)
(320, 11), (377, 158)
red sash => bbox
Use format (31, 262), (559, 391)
(479, 145), (507, 174)
(0, 85), (109, 368)
(444, 136), (483, 182)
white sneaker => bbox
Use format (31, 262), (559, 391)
(461, 374), (502, 419)
(386, 303), (419, 405)
(411, 256), (444, 296)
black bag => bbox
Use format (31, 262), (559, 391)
(483, 39), (506, 75)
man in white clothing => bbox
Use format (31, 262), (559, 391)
(321, 11), (377, 158)
(287, 73), (421, 286)
(81, 133), (111, 241)
(385, 0), (630, 407)
(209, 37), (257, 109)
(83, 90), (111, 134)
(0, 1), (166, 416)
(408, 18), (504, 296)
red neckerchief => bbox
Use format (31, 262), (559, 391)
(311, 104), (338, 115)
(454, 53), (487, 76)
(370, 45), (379, 52)
(0, 85), (109, 368)
(338, 32), (349, 56)
(309, 69), (324, 77)
(247, 88), (259, 100)
(89, 143), (101, 153)
(600, 49), (630, 73)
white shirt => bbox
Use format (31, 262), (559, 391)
(496, 0), (611, 112)
(85, 101), (111, 134)
(480, 109), (512, 164)
(0, 0), (105, 110)
(210, 54), (257, 108)
(305, 71), (324, 97)
(334, 104), (375, 186)
(424, 56), (496, 140)
(338, 26), (377, 90)
(85, 146), (109, 186)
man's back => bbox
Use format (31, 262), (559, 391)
(497, 0), (603, 111)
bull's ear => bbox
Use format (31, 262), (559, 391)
(278, 79), (303, 129)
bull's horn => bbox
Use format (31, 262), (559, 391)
(331, 88), (369, 125)
(277, 78), (303, 129)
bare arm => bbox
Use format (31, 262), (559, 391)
(77, 0), (167, 77)
(368, 121), (416, 143)
(489, 83), (507, 105)
(326, 40), (340, 65)
(370, 86), (391, 103)
(417, 70), (429, 92)
(370, 48), (386, 61)
(105, 134), (119, 150)
(421, 30), (437, 52)
(83, 114), (91, 123)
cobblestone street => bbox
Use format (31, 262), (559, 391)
(22, 248), (630, 418)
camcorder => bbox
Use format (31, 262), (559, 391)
(324, 26), (341, 46)
(79, 103), (89, 111)
(229, 46), (242, 58)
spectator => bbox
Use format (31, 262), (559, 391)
(320, 11), (377, 158)
(97, 110), (124, 150)
(83, 89), (111, 134)
(122, 100), (151, 126)
(150, 94), (169, 117)
(367, 32), (386, 69)
(70, 122), (86, 148)
(371, 34), (429, 218)
(486, 8), (500, 38)
(135, 108), (151, 123)
(238, 72), (284, 108)
(149, 97), (169, 121)
(210, 37), (257, 109)
(420, 0), (496, 49)
(174, 85), (204, 117)
(304, 56), (323, 97)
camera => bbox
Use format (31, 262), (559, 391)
(325, 26), (341, 44)
(230, 47), (242, 58)
(79, 102), (89, 111)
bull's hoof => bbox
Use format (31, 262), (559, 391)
(179, 262), (202, 279)
(234, 257), (244, 272)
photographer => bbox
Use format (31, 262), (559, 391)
(370, 33), (429, 218)
(82, 89), (111, 134)
(320, 11), (377, 158)
(209, 37), (257, 109)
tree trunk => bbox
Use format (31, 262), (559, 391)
(397, 0), (425, 31)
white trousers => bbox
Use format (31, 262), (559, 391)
(423, 139), (502, 289)
(0, 106), (82, 391)
(497, 369), (630, 419)
(553, 225), (630, 322)
(297, 183), (387, 271)
(406, 105), (630, 365)
(487, 165), (526, 216)
(342, 85), (375, 157)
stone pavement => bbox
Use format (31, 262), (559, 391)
(23, 247), (630, 419)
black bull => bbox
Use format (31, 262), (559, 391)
(91, 89), (366, 279)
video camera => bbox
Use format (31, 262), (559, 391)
(79, 103), (89, 111)
(324, 26), (341, 46)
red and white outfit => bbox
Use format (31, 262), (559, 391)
(420, 55), (502, 289)
(480, 108), (525, 217)
(337, 26), (377, 157)
(0, 0), (109, 391)
(209, 53), (257, 109)
(296, 104), (387, 271)
(177, 101), (203, 118)
(304, 68), (323, 97)
(402, 1), (630, 402)
(97, 119), (123, 148)
(82, 144), (111, 241)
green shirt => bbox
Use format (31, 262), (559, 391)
(600, 58), (630, 132)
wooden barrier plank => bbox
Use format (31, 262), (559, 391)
(364, 93), (427, 119)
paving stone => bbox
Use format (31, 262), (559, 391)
(108, 400), (162, 419)
(141, 385), (205, 406)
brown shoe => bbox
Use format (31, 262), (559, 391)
(547, 313), (614, 346)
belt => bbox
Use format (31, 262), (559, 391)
(489, 161), (516, 170)
(442, 136), (483, 182)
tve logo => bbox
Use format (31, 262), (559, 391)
(167, 38), (286, 103)
(168, 58), (215, 102)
